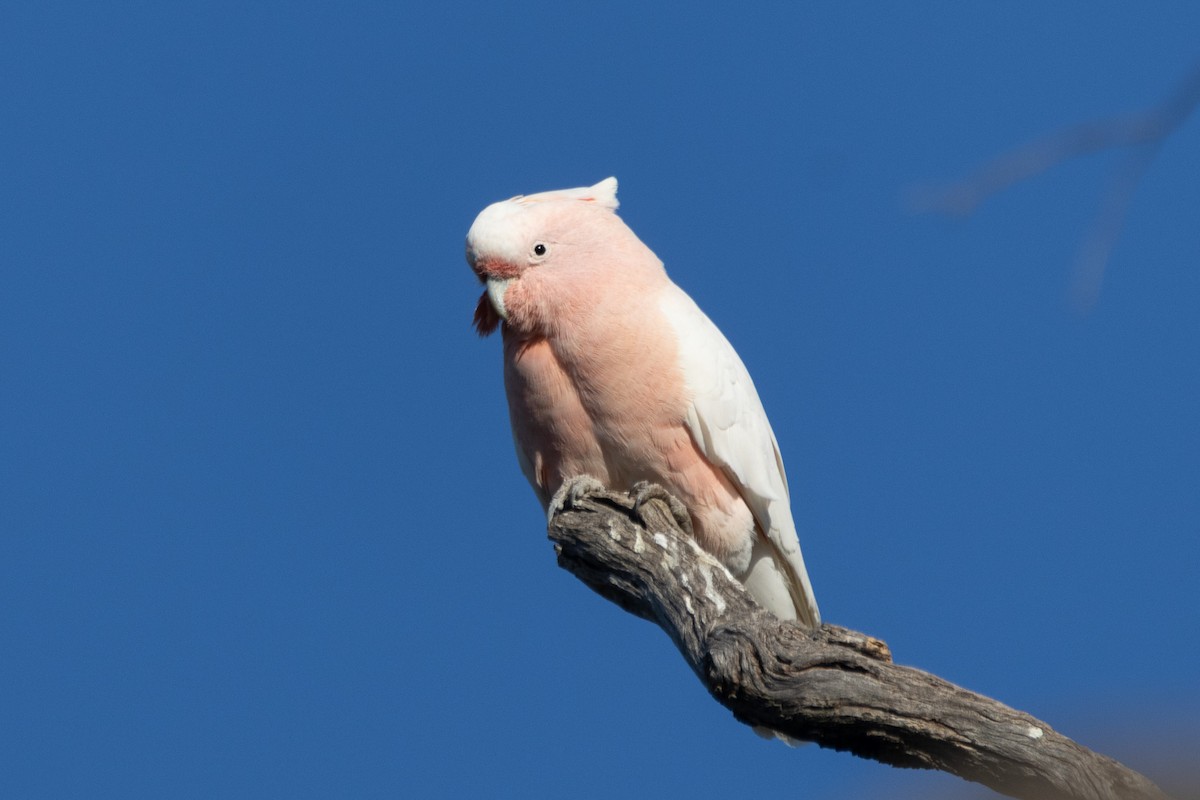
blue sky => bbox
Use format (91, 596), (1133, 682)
(2, 3), (1197, 798)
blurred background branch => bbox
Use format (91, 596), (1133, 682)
(911, 61), (1200, 311)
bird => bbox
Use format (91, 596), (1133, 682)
(466, 177), (819, 626)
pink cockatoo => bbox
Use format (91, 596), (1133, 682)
(467, 177), (819, 626)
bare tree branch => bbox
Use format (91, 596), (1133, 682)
(548, 486), (1168, 800)
(910, 61), (1200, 310)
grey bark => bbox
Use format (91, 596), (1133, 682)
(547, 486), (1167, 800)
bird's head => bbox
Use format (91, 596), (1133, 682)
(465, 177), (624, 336)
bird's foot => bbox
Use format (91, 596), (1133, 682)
(629, 481), (694, 536)
(547, 474), (607, 523)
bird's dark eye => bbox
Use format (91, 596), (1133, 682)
(533, 243), (547, 257)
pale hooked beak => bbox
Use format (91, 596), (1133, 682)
(486, 276), (512, 320)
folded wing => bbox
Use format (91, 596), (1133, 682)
(659, 284), (820, 626)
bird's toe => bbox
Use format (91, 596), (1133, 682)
(547, 474), (607, 522)
(629, 481), (694, 536)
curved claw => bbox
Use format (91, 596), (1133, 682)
(629, 481), (694, 536)
(548, 474), (607, 522)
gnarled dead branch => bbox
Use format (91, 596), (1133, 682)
(548, 486), (1166, 800)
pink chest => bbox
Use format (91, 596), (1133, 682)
(502, 329), (690, 501)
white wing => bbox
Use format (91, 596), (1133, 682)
(659, 283), (820, 626)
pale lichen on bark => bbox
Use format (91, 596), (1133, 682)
(547, 485), (1167, 800)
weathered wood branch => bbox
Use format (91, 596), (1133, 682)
(548, 486), (1167, 800)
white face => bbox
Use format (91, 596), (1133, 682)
(465, 196), (534, 270)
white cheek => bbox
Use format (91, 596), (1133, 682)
(486, 277), (512, 320)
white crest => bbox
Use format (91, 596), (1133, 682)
(513, 177), (619, 211)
